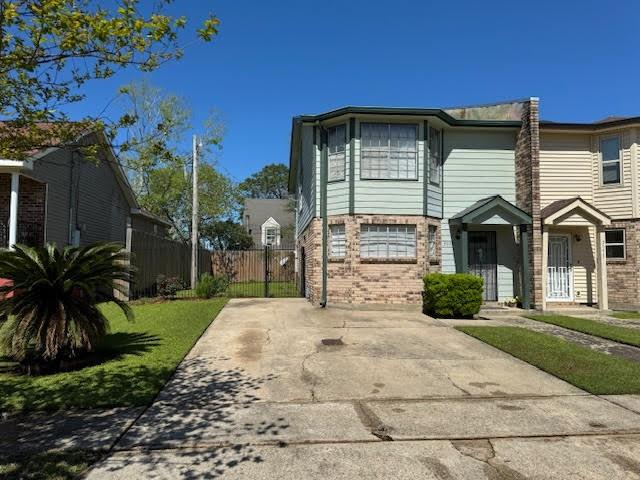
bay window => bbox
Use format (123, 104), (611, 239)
(360, 224), (416, 259)
(361, 123), (417, 180)
(328, 124), (346, 181)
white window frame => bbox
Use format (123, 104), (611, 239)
(327, 124), (346, 182)
(360, 123), (418, 180)
(600, 135), (622, 186)
(329, 224), (346, 258)
(429, 126), (442, 186)
(428, 225), (438, 258)
(262, 217), (281, 246)
(360, 224), (417, 259)
(605, 228), (626, 259)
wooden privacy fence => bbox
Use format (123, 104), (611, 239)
(211, 247), (295, 283)
(129, 229), (211, 298)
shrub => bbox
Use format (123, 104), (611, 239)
(156, 275), (186, 298)
(0, 243), (133, 368)
(423, 272), (483, 318)
(195, 273), (229, 299)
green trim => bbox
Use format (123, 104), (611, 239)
(349, 117), (355, 215)
(460, 224), (469, 273)
(450, 195), (533, 225)
(295, 106), (522, 128)
(320, 128), (329, 307)
(423, 120), (429, 217)
(520, 224), (530, 309)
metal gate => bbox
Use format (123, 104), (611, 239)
(211, 245), (299, 298)
(468, 231), (498, 301)
(547, 235), (572, 300)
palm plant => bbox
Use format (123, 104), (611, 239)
(0, 243), (134, 367)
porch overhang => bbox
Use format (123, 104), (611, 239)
(541, 197), (611, 226)
(449, 195), (532, 226)
(0, 158), (33, 173)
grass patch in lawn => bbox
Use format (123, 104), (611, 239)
(610, 311), (640, 320)
(0, 450), (102, 480)
(457, 326), (640, 394)
(0, 298), (227, 412)
(524, 313), (640, 347)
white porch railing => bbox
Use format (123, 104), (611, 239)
(547, 266), (572, 300)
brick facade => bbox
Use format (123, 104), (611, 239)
(0, 173), (46, 247)
(297, 215), (441, 305)
(606, 220), (640, 310)
(514, 98), (541, 308)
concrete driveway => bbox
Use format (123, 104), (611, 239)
(87, 299), (640, 479)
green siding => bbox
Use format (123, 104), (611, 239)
(296, 125), (316, 235)
(441, 130), (518, 301)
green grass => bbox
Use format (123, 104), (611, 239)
(610, 311), (640, 320)
(0, 298), (227, 412)
(457, 326), (640, 394)
(524, 313), (640, 347)
(177, 280), (298, 299)
(0, 450), (102, 480)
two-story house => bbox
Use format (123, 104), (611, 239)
(242, 198), (295, 247)
(290, 98), (640, 311)
(289, 101), (535, 307)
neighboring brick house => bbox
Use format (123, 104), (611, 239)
(242, 198), (295, 247)
(0, 128), (170, 251)
(290, 100), (640, 310)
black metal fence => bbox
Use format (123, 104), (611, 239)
(0, 220), (45, 248)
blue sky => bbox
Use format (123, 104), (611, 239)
(69, 0), (640, 183)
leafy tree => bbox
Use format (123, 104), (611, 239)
(0, 0), (220, 159)
(238, 163), (290, 199)
(201, 220), (253, 251)
(118, 81), (235, 243)
(0, 243), (133, 371)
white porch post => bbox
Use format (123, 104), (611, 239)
(596, 227), (609, 310)
(541, 225), (549, 311)
(8, 173), (20, 250)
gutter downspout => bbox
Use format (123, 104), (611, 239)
(319, 124), (328, 308)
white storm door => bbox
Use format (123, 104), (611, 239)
(547, 235), (572, 301)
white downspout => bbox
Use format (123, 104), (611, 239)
(8, 173), (20, 250)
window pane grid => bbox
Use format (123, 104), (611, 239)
(361, 123), (417, 180)
(328, 125), (346, 181)
(330, 224), (346, 257)
(360, 224), (416, 259)
(429, 127), (441, 186)
(601, 137), (621, 185)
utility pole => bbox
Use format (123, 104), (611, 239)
(191, 134), (200, 289)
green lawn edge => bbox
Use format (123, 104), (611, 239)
(610, 311), (640, 320)
(0, 298), (228, 412)
(456, 326), (640, 395)
(523, 313), (640, 348)
(0, 450), (102, 480)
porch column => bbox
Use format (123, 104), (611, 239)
(541, 225), (549, 311)
(596, 227), (609, 310)
(520, 224), (530, 309)
(460, 223), (469, 273)
(8, 173), (20, 250)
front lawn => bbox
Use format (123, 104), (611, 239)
(177, 280), (298, 299)
(457, 326), (640, 394)
(524, 313), (640, 347)
(610, 311), (640, 320)
(0, 298), (227, 412)
(0, 450), (102, 480)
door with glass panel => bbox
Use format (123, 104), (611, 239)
(547, 235), (572, 300)
(468, 231), (498, 301)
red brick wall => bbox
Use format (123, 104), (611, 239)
(515, 98), (541, 308)
(607, 220), (640, 310)
(0, 174), (46, 246)
(298, 215), (441, 305)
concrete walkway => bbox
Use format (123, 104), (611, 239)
(85, 299), (640, 479)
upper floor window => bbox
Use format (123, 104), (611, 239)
(605, 229), (625, 259)
(360, 224), (416, 259)
(428, 224), (438, 258)
(361, 123), (417, 180)
(600, 136), (621, 185)
(328, 124), (346, 182)
(429, 127), (442, 186)
(265, 226), (278, 246)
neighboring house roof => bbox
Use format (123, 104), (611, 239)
(540, 116), (640, 130)
(243, 198), (294, 229)
(541, 197), (611, 225)
(449, 195), (532, 225)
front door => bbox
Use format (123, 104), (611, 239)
(547, 235), (572, 300)
(468, 231), (498, 301)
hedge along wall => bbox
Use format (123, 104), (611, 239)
(423, 272), (483, 318)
